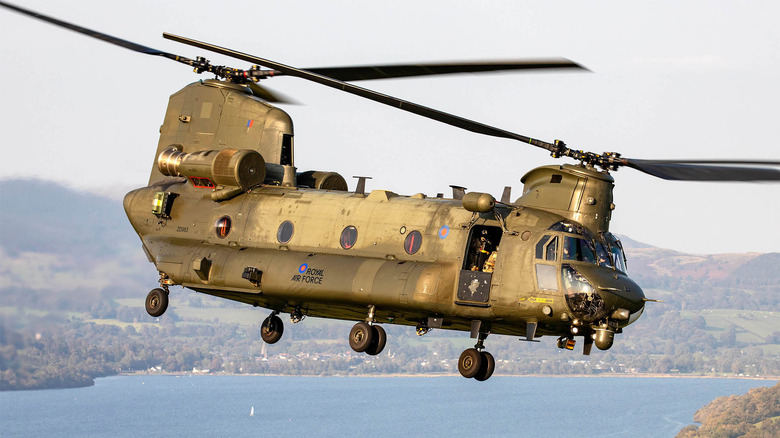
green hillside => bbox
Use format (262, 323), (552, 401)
(677, 382), (780, 437)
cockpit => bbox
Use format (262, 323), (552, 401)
(545, 221), (627, 272)
(534, 220), (638, 324)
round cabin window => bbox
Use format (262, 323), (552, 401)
(215, 216), (231, 238)
(277, 220), (294, 244)
(404, 230), (422, 255)
(340, 226), (358, 250)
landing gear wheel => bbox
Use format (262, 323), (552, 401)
(261, 314), (284, 344)
(349, 322), (374, 352)
(365, 325), (387, 356)
(458, 348), (483, 379)
(145, 288), (168, 317)
(474, 351), (495, 381)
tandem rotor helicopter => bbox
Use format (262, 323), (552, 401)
(4, 2), (779, 381)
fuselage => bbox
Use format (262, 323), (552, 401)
(124, 178), (645, 339)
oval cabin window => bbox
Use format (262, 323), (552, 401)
(277, 220), (294, 244)
(340, 226), (358, 249)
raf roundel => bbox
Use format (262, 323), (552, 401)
(438, 225), (450, 240)
(298, 263), (308, 274)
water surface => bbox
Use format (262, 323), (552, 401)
(0, 376), (774, 437)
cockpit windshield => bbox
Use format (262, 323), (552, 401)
(595, 241), (612, 268)
(604, 233), (627, 273)
(547, 221), (627, 272)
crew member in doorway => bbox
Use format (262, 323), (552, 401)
(483, 246), (498, 273)
(469, 231), (492, 271)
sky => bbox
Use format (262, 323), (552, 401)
(1, 0), (778, 255)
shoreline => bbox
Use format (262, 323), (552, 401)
(5, 372), (775, 392)
(116, 371), (779, 381)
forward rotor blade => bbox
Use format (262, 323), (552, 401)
(163, 33), (561, 154)
(294, 59), (587, 82)
(0, 1), (192, 65)
(623, 159), (780, 181)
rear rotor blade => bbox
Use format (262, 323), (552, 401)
(296, 59), (587, 82)
(623, 159), (780, 181)
(163, 33), (561, 155)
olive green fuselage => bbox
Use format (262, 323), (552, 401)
(124, 177), (644, 339)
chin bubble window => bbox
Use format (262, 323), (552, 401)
(562, 264), (605, 321)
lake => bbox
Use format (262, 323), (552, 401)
(0, 376), (774, 437)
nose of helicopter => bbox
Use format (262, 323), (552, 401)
(565, 264), (645, 324)
(600, 276), (645, 314)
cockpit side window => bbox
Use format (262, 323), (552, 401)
(546, 236), (558, 261)
(534, 234), (559, 291)
(535, 235), (550, 259)
(535, 235), (558, 261)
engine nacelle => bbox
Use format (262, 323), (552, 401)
(157, 146), (266, 191)
(296, 171), (348, 191)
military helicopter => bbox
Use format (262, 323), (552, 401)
(4, 2), (779, 382)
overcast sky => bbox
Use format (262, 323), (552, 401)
(1, 0), (778, 254)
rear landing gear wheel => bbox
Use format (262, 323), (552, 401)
(145, 288), (168, 317)
(474, 351), (495, 381)
(458, 348), (483, 379)
(349, 322), (374, 352)
(365, 325), (387, 356)
(261, 314), (284, 344)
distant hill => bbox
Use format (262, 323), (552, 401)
(0, 179), (156, 308)
(614, 234), (655, 249)
(0, 179), (134, 257)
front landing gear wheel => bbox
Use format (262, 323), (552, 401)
(145, 288), (168, 317)
(458, 348), (483, 379)
(474, 351), (495, 381)
(365, 325), (387, 356)
(261, 314), (284, 344)
(349, 322), (374, 352)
